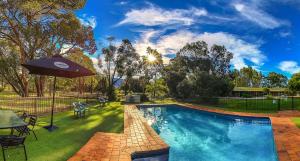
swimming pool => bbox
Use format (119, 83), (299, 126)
(138, 104), (278, 161)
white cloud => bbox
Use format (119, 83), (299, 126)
(233, 3), (286, 29)
(279, 31), (291, 38)
(89, 57), (102, 73)
(78, 14), (97, 28)
(117, 4), (207, 26)
(134, 30), (266, 69)
(278, 61), (300, 74)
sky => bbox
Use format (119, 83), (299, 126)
(75, 0), (300, 77)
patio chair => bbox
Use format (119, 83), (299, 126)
(17, 112), (28, 121)
(0, 135), (27, 161)
(73, 102), (85, 118)
(13, 125), (29, 137)
(26, 116), (38, 140)
(14, 116), (38, 140)
(79, 102), (90, 114)
(98, 97), (108, 107)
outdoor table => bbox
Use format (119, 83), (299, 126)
(0, 110), (27, 130)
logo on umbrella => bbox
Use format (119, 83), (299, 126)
(54, 62), (69, 69)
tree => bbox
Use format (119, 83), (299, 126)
(234, 67), (263, 87)
(56, 48), (96, 94)
(210, 45), (233, 78)
(0, 0), (96, 96)
(99, 38), (140, 100)
(265, 72), (288, 88)
(146, 78), (168, 99)
(164, 41), (234, 98)
(139, 47), (164, 93)
(288, 73), (300, 95)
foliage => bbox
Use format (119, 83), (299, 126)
(263, 87), (270, 95)
(0, 0), (96, 96)
(0, 45), (27, 96)
(164, 41), (233, 98)
(232, 67), (263, 87)
(288, 73), (300, 94)
(99, 38), (141, 100)
(0, 87), (4, 92)
(142, 47), (164, 81)
(146, 78), (169, 99)
(265, 72), (288, 87)
(291, 117), (300, 128)
(56, 48), (97, 94)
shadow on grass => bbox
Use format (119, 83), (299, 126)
(0, 102), (124, 161)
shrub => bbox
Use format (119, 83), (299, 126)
(0, 87), (4, 92)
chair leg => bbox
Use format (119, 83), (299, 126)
(23, 146), (28, 160)
(2, 147), (6, 161)
(32, 130), (38, 140)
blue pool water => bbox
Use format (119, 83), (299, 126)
(138, 105), (278, 161)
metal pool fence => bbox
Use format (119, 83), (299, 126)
(0, 93), (98, 116)
(188, 96), (300, 112)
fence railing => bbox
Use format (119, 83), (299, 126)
(0, 95), (97, 116)
(186, 96), (300, 112)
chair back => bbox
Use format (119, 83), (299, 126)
(14, 125), (29, 136)
(20, 112), (28, 121)
(0, 136), (26, 147)
(28, 116), (37, 127)
(73, 102), (79, 108)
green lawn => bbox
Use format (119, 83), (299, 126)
(292, 117), (300, 128)
(0, 102), (124, 161)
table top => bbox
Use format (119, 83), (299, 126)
(0, 110), (27, 129)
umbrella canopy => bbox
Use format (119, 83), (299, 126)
(22, 54), (95, 131)
(22, 54), (94, 78)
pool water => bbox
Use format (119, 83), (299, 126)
(139, 105), (278, 161)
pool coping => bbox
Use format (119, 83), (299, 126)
(69, 103), (300, 161)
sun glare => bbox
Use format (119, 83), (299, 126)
(148, 54), (156, 62)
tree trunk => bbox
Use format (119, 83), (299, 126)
(20, 48), (29, 97)
(78, 78), (84, 95)
(35, 76), (46, 97)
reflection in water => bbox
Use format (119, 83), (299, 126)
(139, 105), (278, 161)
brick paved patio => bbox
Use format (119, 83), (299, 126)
(69, 103), (300, 161)
(69, 105), (169, 161)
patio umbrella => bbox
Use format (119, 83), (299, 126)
(22, 54), (94, 131)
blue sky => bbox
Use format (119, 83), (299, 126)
(76, 0), (300, 77)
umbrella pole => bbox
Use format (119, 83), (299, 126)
(44, 76), (58, 131)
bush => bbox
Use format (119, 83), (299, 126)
(241, 93), (252, 98)
(0, 87), (4, 92)
(265, 95), (274, 100)
(140, 93), (149, 102)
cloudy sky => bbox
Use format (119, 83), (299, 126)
(76, 0), (300, 77)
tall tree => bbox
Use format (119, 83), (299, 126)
(100, 38), (140, 100)
(56, 48), (96, 94)
(210, 45), (233, 78)
(235, 67), (263, 87)
(164, 41), (233, 98)
(288, 73), (300, 95)
(0, 0), (96, 96)
(265, 72), (288, 88)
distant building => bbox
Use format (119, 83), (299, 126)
(232, 87), (287, 97)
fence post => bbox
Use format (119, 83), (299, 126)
(34, 97), (37, 115)
(277, 98), (281, 111)
(245, 98), (248, 111)
(292, 96), (295, 110)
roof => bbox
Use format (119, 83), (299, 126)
(233, 87), (287, 92)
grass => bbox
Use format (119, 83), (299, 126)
(0, 102), (124, 161)
(291, 117), (300, 128)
